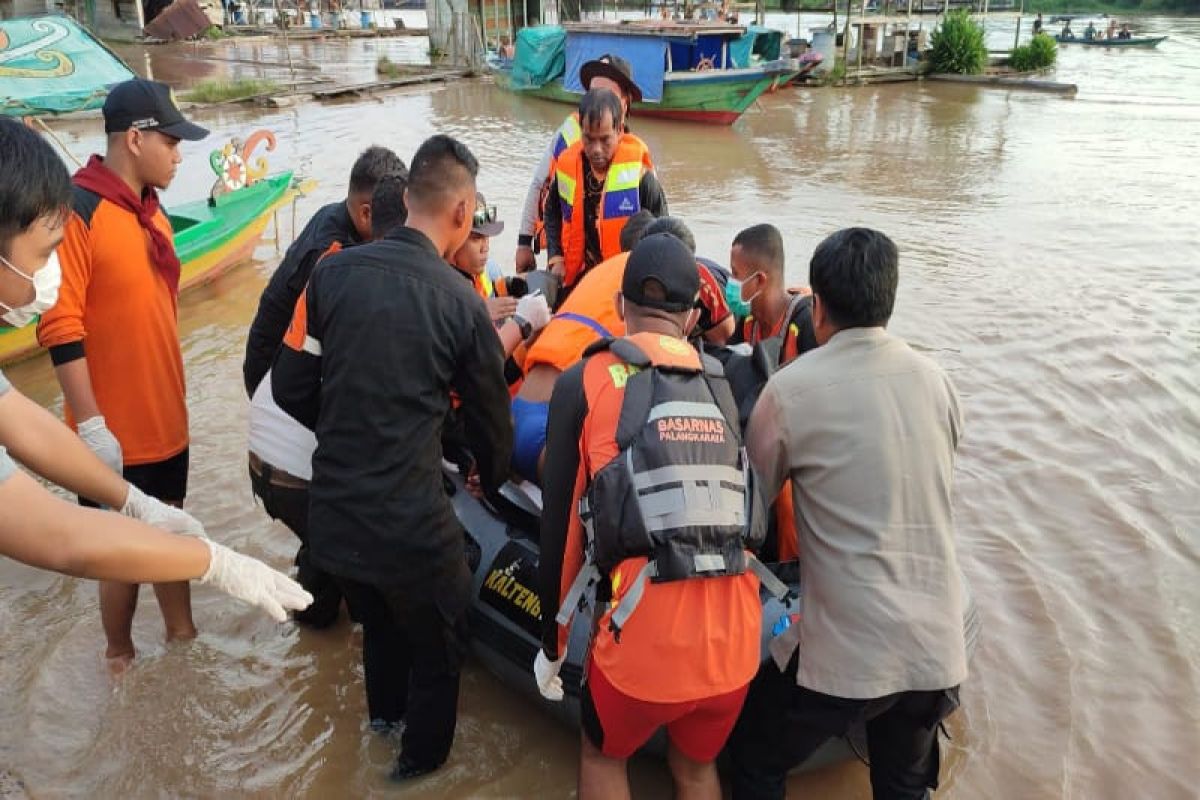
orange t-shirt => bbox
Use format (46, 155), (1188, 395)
(524, 251), (629, 374)
(38, 193), (187, 466)
(560, 332), (762, 703)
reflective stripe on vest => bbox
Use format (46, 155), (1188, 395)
(556, 169), (577, 223)
(552, 114), (582, 160)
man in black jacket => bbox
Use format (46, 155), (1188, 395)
(273, 135), (512, 781)
(242, 145), (406, 396)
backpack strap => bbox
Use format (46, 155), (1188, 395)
(698, 353), (743, 446)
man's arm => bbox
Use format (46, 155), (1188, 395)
(0, 387), (127, 508)
(517, 140), (558, 272)
(537, 363), (587, 660)
(639, 171), (668, 218)
(243, 246), (321, 396)
(746, 381), (792, 501)
(451, 302), (514, 495)
(271, 280), (323, 431)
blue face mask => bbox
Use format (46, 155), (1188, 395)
(724, 273), (760, 318)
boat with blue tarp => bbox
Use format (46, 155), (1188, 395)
(491, 21), (800, 125)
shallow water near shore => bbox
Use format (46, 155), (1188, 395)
(2, 14), (1198, 798)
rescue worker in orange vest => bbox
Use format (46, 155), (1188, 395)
(511, 213), (732, 483)
(448, 193), (551, 361)
(543, 89), (666, 291)
(515, 54), (647, 273)
(726, 224), (817, 564)
(535, 234), (779, 800)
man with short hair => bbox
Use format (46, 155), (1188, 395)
(726, 223), (817, 562)
(729, 228), (967, 800)
(272, 135), (512, 782)
(515, 54), (647, 272)
(38, 78), (210, 667)
(247, 172), (410, 628)
(243, 145), (406, 396)
(536, 233), (765, 799)
(543, 89), (667, 289)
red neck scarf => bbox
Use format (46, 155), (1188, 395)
(74, 155), (181, 294)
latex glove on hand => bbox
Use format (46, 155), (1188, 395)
(77, 415), (123, 474)
(515, 293), (551, 334)
(533, 648), (564, 701)
(199, 539), (314, 622)
(121, 484), (206, 537)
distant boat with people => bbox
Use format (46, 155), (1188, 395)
(1054, 34), (1166, 48)
(490, 21), (800, 125)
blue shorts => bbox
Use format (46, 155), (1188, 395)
(511, 397), (550, 482)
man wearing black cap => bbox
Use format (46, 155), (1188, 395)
(514, 53), (650, 273)
(38, 78), (210, 667)
(536, 233), (763, 798)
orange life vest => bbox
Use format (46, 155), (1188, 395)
(552, 135), (653, 287)
(523, 252), (629, 374)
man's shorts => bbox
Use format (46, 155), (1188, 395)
(80, 447), (190, 507)
(510, 397), (549, 482)
(581, 657), (750, 762)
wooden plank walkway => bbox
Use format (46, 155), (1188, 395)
(308, 70), (473, 100)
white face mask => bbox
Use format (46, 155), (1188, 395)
(0, 251), (61, 328)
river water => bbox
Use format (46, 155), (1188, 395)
(1, 14), (1198, 799)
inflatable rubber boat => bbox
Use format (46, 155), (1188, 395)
(448, 468), (982, 771)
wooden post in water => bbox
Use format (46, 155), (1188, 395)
(1014, 0), (1023, 47)
(856, 0), (866, 73)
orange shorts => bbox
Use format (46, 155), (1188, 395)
(581, 657), (750, 762)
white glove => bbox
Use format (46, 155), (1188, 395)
(515, 293), (551, 333)
(199, 539), (314, 622)
(77, 415), (123, 474)
(120, 484), (206, 538)
(533, 648), (564, 701)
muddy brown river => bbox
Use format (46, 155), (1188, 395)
(1, 14), (1197, 798)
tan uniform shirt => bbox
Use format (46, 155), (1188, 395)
(747, 326), (968, 699)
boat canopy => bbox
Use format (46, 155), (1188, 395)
(510, 25), (567, 91)
(564, 30), (669, 102)
(1, 15), (136, 117)
(730, 25), (783, 67)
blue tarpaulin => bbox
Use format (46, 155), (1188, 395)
(511, 25), (567, 90)
(563, 33), (667, 103)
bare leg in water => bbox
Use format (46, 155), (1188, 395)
(578, 732), (631, 800)
(100, 497), (196, 671)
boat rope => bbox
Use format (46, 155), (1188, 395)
(29, 116), (83, 169)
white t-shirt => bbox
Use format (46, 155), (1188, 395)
(248, 370), (316, 481)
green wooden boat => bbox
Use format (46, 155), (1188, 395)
(493, 22), (798, 125)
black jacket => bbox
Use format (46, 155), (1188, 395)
(272, 227), (513, 587)
(243, 201), (361, 396)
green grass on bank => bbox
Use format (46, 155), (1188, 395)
(181, 78), (280, 104)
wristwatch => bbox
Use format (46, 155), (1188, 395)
(512, 314), (533, 340)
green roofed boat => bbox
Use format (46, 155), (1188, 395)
(490, 22), (799, 125)
(0, 16), (302, 366)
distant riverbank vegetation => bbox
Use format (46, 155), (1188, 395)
(182, 78), (280, 104)
(1009, 32), (1057, 69)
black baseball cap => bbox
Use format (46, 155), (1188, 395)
(472, 191), (504, 237)
(580, 53), (644, 103)
(102, 79), (209, 141)
(622, 233), (700, 313)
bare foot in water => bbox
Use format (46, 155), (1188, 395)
(104, 651), (134, 679)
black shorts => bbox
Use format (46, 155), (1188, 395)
(80, 447), (190, 507)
